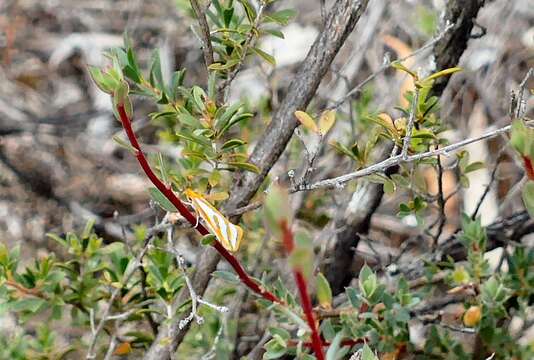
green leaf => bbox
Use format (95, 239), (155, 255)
(422, 67), (462, 83)
(208, 59), (240, 71)
(358, 265), (377, 299)
(223, 7), (234, 27)
(219, 112), (253, 134)
(112, 135), (137, 154)
(208, 170), (221, 187)
(269, 327), (290, 341)
(391, 61), (418, 79)
(221, 139), (246, 151)
(200, 234), (217, 246)
(88, 66), (117, 94)
(82, 219), (96, 239)
(238, 0), (257, 23)
(464, 161), (485, 174)
(263, 29), (285, 39)
(228, 161), (260, 173)
(215, 102), (243, 131)
(148, 187), (178, 212)
(316, 272), (333, 308)
(510, 119), (534, 159)
(383, 179), (396, 194)
(263, 338), (287, 359)
(100, 242), (125, 255)
(10, 298), (46, 313)
(522, 180), (534, 218)
(362, 344), (379, 360)
(149, 49), (164, 89)
(250, 47), (276, 66)
(330, 141), (356, 160)
(112, 80), (133, 120)
(264, 9), (297, 26)
(325, 332), (344, 360)
(46, 233), (67, 248)
(212, 270), (240, 285)
(176, 130), (211, 147)
(191, 86), (207, 112)
(177, 112), (201, 128)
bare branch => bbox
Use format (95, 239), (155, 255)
(401, 87), (420, 160)
(190, 0), (214, 68)
(331, 23), (454, 110)
(295, 122), (519, 192)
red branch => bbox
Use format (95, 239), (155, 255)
(523, 155), (534, 181)
(281, 220), (325, 360)
(116, 104), (281, 304)
(291, 338), (364, 348)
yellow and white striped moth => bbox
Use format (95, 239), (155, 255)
(184, 189), (243, 252)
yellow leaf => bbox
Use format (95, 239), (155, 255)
(114, 342), (132, 356)
(423, 67), (462, 82)
(294, 111), (318, 133)
(463, 305), (482, 327)
(318, 110), (336, 135)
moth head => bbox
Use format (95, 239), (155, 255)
(184, 188), (200, 200)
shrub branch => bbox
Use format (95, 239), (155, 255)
(115, 104), (281, 304)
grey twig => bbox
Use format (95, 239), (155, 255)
(401, 87), (420, 160)
(514, 68), (533, 119)
(163, 225), (227, 331)
(331, 23), (453, 110)
(189, 0), (215, 68)
(432, 154), (446, 246)
(294, 122), (524, 192)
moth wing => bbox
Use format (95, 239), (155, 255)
(227, 224), (243, 252)
(188, 193), (244, 252)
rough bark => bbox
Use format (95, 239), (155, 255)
(431, 0), (487, 96)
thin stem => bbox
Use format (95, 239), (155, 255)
(189, 0), (214, 68)
(115, 104), (282, 304)
(295, 122), (523, 192)
(523, 155), (534, 181)
(331, 23), (454, 110)
(280, 221), (325, 360)
(401, 88), (420, 160)
(432, 154), (446, 246)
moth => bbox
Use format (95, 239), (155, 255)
(184, 189), (243, 252)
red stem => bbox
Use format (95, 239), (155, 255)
(116, 104), (281, 304)
(281, 221), (325, 360)
(292, 338), (364, 348)
(523, 155), (534, 181)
